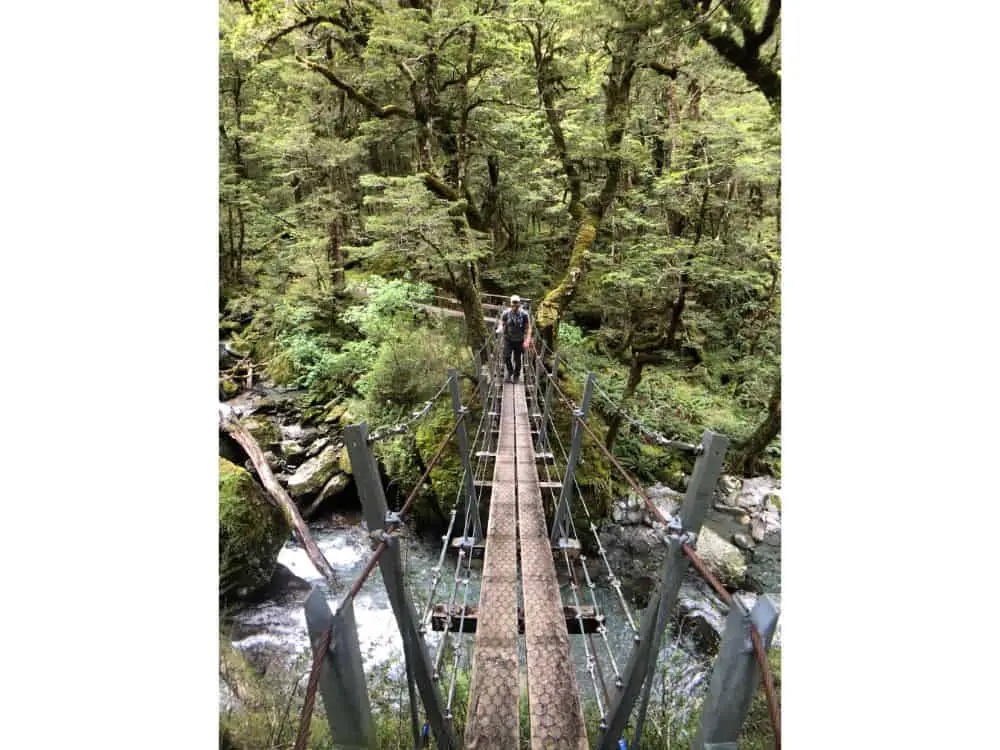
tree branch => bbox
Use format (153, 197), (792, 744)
(220, 411), (339, 588)
(645, 61), (680, 78)
(419, 172), (488, 232)
(684, 0), (781, 106)
(264, 15), (341, 48)
(295, 56), (412, 118)
(755, 0), (782, 47)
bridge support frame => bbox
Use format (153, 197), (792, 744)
(449, 368), (484, 541)
(550, 371), (596, 545)
(693, 595), (779, 749)
(599, 430), (729, 750)
(344, 423), (457, 750)
(302, 589), (376, 749)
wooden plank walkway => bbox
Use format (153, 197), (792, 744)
(514, 382), (589, 750)
(464, 380), (588, 749)
(463, 381), (520, 748)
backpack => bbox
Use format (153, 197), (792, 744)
(502, 309), (528, 342)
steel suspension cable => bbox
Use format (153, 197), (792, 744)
(541, 374), (639, 634)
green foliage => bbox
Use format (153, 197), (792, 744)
(740, 647), (782, 750)
(341, 275), (435, 342)
(219, 641), (334, 750)
(219, 0), (782, 505)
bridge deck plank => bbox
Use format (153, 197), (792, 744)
(464, 382), (520, 748)
(513, 383), (589, 750)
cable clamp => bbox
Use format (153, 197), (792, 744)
(369, 529), (394, 547)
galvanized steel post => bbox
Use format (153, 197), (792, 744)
(598, 430), (730, 750)
(303, 588), (375, 749)
(343, 423), (456, 750)
(693, 596), (779, 749)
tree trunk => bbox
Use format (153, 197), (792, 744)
(535, 211), (597, 353)
(236, 205), (245, 275)
(732, 373), (781, 476)
(664, 275), (687, 351)
(605, 355), (645, 451)
(531, 27), (641, 353)
(449, 265), (488, 361)
(220, 414), (339, 588)
(665, 175), (710, 350)
(328, 219), (344, 292)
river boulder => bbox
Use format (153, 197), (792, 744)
(219, 457), (289, 601)
(599, 520), (748, 597)
(695, 526), (748, 585)
(286, 443), (342, 498)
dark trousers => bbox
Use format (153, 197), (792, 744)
(503, 338), (523, 378)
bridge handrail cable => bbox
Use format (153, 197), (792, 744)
(523, 353), (615, 727)
(546, 365), (781, 749)
(432, 347), (497, 690)
(539, 369), (640, 635)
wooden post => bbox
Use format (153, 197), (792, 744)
(344, 423), (457, 750)
(599, 431), (730, 750)
(303, 588), (375, 749)
(550, 372), (595, 545)
(693, 596), (780, 749)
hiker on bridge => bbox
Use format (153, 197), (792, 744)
(496, 294), (532, 383)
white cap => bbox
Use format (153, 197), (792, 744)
(510, 295), (521, 304)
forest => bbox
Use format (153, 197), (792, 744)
(219, 1), (781, 748)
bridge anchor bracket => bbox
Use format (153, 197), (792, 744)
(663, 516), (697, 547)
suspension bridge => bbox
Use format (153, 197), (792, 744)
(276, 293), (779, 750)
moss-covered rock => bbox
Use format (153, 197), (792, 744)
(242, 416), (280, 449)
(323, 401), (348, 425)
(339, 445), (352, 475)
(412, 400), (464, 527)
(220, 378), (240, 399)
(219, 458), (289, 600)
(278, 440), (306, 461)
(316, 472), (351, 506)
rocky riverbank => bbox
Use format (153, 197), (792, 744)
(597, 476), (782, 650)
